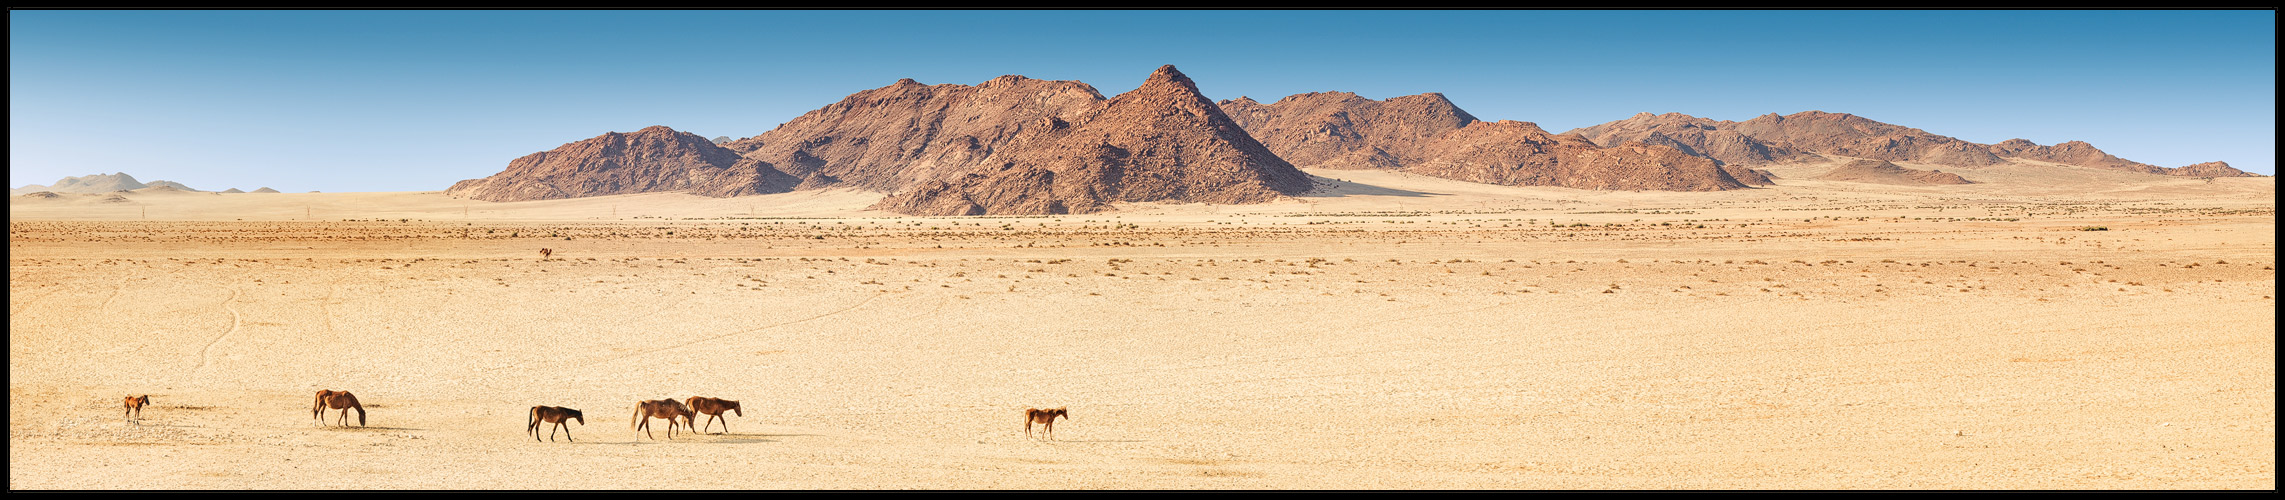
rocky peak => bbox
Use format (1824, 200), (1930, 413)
(873, 65), (1309, 215)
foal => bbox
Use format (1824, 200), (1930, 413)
(528, 406), (585, 442)
(123, 395), (150, 421)
(684, 397), (742, 435)
(312, 390), (366, 427)
(631, 399), (694, 440)
(1025, 407), (1069, 440)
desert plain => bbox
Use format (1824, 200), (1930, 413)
(8, 162), (2275, 489)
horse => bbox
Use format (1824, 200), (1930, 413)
(1025, 407), (1069, 440)
(312, 390), (366, 427)
(539, 248), (553, 260)
(123, 395), (150, 420)
(684, 397), (742, 435)
(631, 399), (694, 440)
(528, 406), (585, 442)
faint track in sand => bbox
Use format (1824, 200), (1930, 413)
(9, 285), (67, 318)
(191, 285), (244, 377)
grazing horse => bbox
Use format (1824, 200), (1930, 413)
(631, 399), (694, 440)
(684, 397), (742, 434)
(1025, 407), (1069, 440)
(123, 395), (150, 420)
(528, 406), (585, 442)
(539, 248), (553, 260)
(312, 390), (366, 427)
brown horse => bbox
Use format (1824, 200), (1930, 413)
(312, 390), (366, 427)
(528, 406), (585, 442)
(539, 248), (553, 260)
(123, 395), (150, 420)
(631, 399), (694, 440)
(684, 397), (742, 435)
(1025, 407), (1069, 440)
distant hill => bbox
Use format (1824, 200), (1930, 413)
(13, 172), (146, 195)
(446, 125), (795, 202)
(1813, 159), (1974, 185)
(1219, 93), (1748, 191)
(1568, 111), (2258, 177)
(144, 180), (203, 192)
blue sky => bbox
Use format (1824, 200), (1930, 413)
(11, 10), (2276, 192)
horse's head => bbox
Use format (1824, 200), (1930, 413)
(729, 400), (743, 416)
(568, 409), (585, 425)
(1055, 407), (1069, 420)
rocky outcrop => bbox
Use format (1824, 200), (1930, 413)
(728, 75), (1109, 192)
(874, 65), (1312, 215)
(2170, 161), (2254, 178)
(447, 125), (798, 202)
(1221, 96), (1750, 191)
(1987, 138), (2258, 177)
(1568, 111), (2261, 178)
(1727, 111), (2005, 168)
(250, 187), (281, 193)
(1400, 121), (1746, 191)
(1721, 164), (1777, 186)
(1568, 112), (1811, 167)
(1813, 158), (1973, 185)
(1215, 91), (1478, 169)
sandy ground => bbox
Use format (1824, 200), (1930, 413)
(9, 162), (2275, 489)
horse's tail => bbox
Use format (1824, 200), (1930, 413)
(312, 391), (325, 420)
(684, 396), (700, 413)
(529, 406), (541, 433)
(632, 405), (642, 430)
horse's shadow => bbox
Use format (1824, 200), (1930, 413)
(323, 425), (424, 432)
(624, 434), (779, 445)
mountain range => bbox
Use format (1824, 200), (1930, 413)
(444, 65), (2258, 215)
